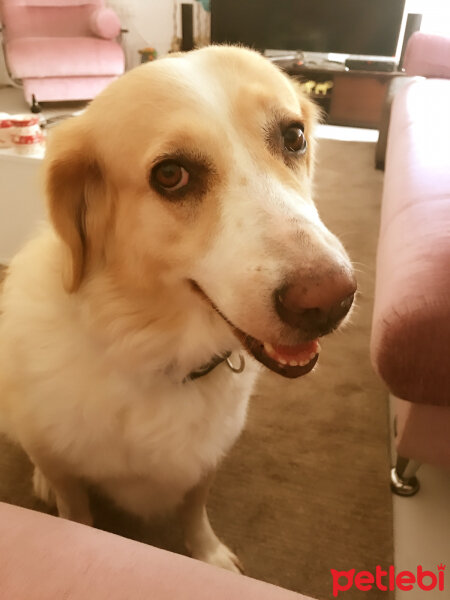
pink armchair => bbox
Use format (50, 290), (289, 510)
(0, 0), (125, 104)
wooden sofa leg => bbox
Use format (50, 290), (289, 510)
(390, 455), (421, 497)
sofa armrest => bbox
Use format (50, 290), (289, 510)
(89, 7), (121, 40)
(403, 32), (450, 78)
(371, 79), (450, 407)
(0, 502), (311, 600)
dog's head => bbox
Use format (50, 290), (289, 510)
(45, 46), (356, 378)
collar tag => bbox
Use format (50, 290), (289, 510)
(184, 351), (245, 383)
(226, 353), (245, 373)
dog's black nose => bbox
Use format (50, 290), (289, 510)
(274, 271), (356, 335)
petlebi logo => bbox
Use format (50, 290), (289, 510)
(330, 564), (445, 596)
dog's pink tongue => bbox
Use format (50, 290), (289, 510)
(271, 339), (319, 361)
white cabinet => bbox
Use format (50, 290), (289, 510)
(0, 150), (46, 263)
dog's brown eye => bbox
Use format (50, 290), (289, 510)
(283, 126), (307, 154)
(153, 161), (189, 191)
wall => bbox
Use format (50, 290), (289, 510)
(107, 0), (209, 69)
(107, 0), (177, 69)
(406, 0), (450, 36)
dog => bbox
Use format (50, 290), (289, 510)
(0, 46), (356, 572)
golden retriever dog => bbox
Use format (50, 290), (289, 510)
(0, 46), (356, 572)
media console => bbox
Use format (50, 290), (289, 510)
(282, 61), (406, 129)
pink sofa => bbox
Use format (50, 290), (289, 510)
(0, 501), (313, 600)
(371, 33), (450, 495)
(0, 0), (125, 104)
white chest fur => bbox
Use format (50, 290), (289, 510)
(3, 326), (257, 516)
(91, 362), (257, 516)
(0, 235), (259, 517)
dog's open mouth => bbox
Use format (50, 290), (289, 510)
(234, 330), (320, 378)
(190, 280), (320, 379)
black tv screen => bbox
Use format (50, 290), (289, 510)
(211, 0), (406, 58)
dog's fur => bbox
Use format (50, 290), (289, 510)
(0, 46), (353, 571)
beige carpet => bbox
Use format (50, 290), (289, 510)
(0, 138), (393, 600)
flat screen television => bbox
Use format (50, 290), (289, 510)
(211, 0), (406, 58)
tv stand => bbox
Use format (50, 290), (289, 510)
(282, 60), (405, 129)
(345, 58), (396, 72)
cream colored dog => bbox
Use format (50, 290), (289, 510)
(0, 46), (356, 572)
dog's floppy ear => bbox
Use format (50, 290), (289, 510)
(45, 117), (108, 293)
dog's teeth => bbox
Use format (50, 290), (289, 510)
(264, 342), (274, 355)
(263, 340), (320, 368)
(316, 342), (322, 353)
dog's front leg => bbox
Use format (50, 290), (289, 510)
(180, 472), (243, 574)
(27, 449), (93, 526)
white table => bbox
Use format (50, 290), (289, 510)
(0, 147), (46, 263)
